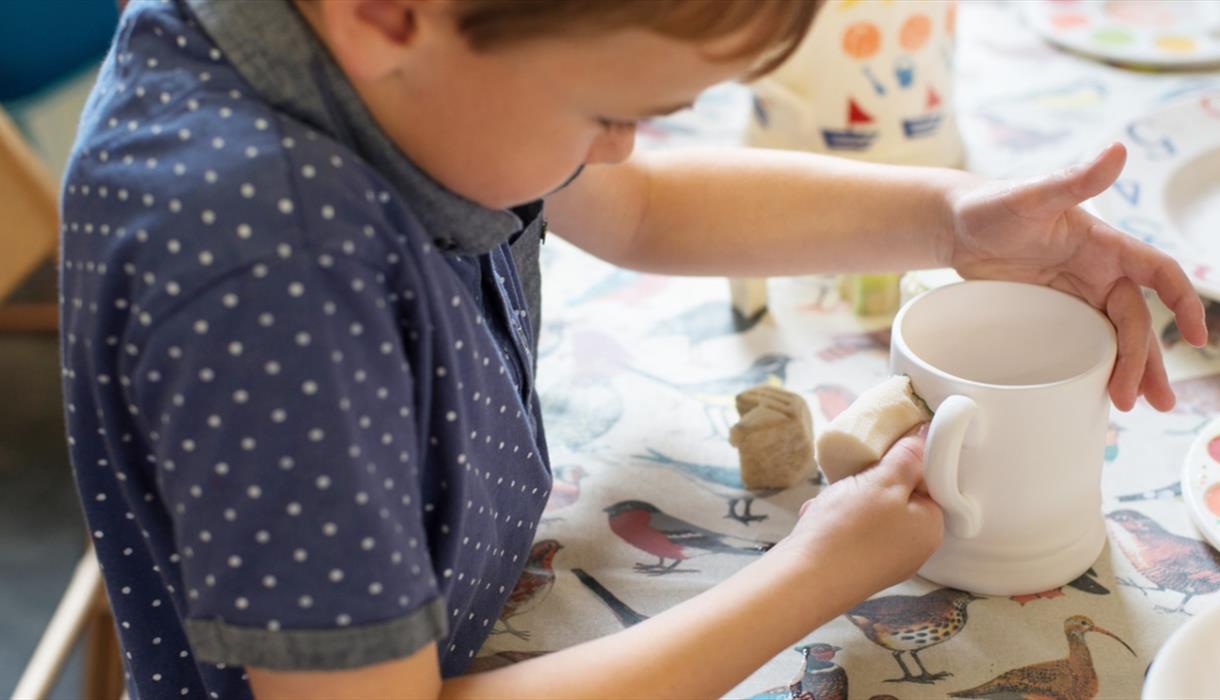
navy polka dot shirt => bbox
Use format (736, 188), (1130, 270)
(59, 1), (552, 696)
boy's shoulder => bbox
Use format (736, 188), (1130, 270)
(63, 0), (423, 310)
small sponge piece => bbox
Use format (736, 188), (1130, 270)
(814, 375), (931, 483)
(729, 385), (815, 490)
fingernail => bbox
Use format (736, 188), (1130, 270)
(916, 422), (930, 438)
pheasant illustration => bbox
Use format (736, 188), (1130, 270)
(634, 447), (782, 525)
(1106, 509), (1220, 614)
(496, 539), (562, 639)
(649, 300), (769, 343)
(572, 568), (648, 627)
(948, 615), (1135, 699)
(1010, 567), (1110, 605)
(846, 588), (982, 684)
(604, 500), (773, 574)
(751, 643), (848, 700)
(543, 465), (587, 514)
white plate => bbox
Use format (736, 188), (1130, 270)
(1143, 598), (1220, 698)
(1181, 416), (1220, 554)
(1090, 91), (1220, 299)
(1023, 1), (1220, 69)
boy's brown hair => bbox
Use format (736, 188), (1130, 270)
(453, 0), (821, 79)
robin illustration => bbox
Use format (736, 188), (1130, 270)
(543, 465), (587, 514)
(948, 615), (1135, 699)
(846, 588), (982, 684)
(496, 539), (562, 639)
(634, 447), (780, 525)
(1106, 509), (1220, 614)
(750, 643), (846, 700)
(572, 567), (648, 627)
(604, 500), (773, 574)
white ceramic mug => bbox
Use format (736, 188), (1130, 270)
(891, 281), (1117, 596)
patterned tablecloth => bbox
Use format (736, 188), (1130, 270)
(476, 3), (1220, 698)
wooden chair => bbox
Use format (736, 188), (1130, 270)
(0, 105), (59, 332)
(6, 105), (124, 698)
(13, 548), (126, 700)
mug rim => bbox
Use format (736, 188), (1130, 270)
(892, 280), (1118, 392)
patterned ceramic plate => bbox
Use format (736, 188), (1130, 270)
(1089, 91), (1220, 299)
(1181, 416), (1220, 554)
(1143, 598), (1220, 698)
(1023, 0), (1220, 68)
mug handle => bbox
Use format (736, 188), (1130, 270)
(924, 394), (983, 539)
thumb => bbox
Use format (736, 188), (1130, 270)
(866, 429), (927, 493)
(1009, 141), (1126, 218)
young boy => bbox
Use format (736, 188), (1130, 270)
(59, 1), (1204, 698)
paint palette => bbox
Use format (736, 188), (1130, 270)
(1089, 91), (1220, 299)
(1023, 1), (1220, 69)
(1181, 416), (1220, 554)
(1143, 598), (1220, 698)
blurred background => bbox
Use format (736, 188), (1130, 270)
(1, 2), (120, 697)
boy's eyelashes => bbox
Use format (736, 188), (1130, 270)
(597, 117), (639, 130)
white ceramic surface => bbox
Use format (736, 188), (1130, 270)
(1181, 416), (1220, 554)
(891, 281), (1117, 596)
(1143, 599), (1220, 699)
(1023, 0), (1220, 69)
(1091, 91), (1220, 299)
(745, 1), (963, 167)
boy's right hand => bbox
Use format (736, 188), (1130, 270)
(784, 430), (943, 604)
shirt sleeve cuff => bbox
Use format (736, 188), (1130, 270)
(185, 597), (448, 671)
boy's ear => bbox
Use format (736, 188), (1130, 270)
(308, 0), (443, 81)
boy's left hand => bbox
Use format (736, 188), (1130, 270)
(946, 142), (1207, 412)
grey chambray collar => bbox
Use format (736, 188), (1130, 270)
(182, 0), (527, 256)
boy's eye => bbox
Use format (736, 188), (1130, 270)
(597, 117), (638, 130)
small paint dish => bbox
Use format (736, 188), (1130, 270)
(1181, 416), (1220, 553)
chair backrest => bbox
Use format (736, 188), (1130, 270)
(0, 106), (58, 302)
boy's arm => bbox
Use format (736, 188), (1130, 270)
(249, 542), (841, 699)
(545, 144), (1206, 411)
(247, 436), (941, 700)
(543, 147), (966, 276)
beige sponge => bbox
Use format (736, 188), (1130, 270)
(729, 385), (815, 490)
(814, 375), (931, 483)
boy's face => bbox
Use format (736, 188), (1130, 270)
(310, 2), (759, 209)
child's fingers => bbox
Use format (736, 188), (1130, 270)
(1140, 332), (1175, 411)
(1105, 278), (1151, 412)
(1010, 142), (1125, 218)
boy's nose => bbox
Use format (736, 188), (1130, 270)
(585, 124), (636, 165)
